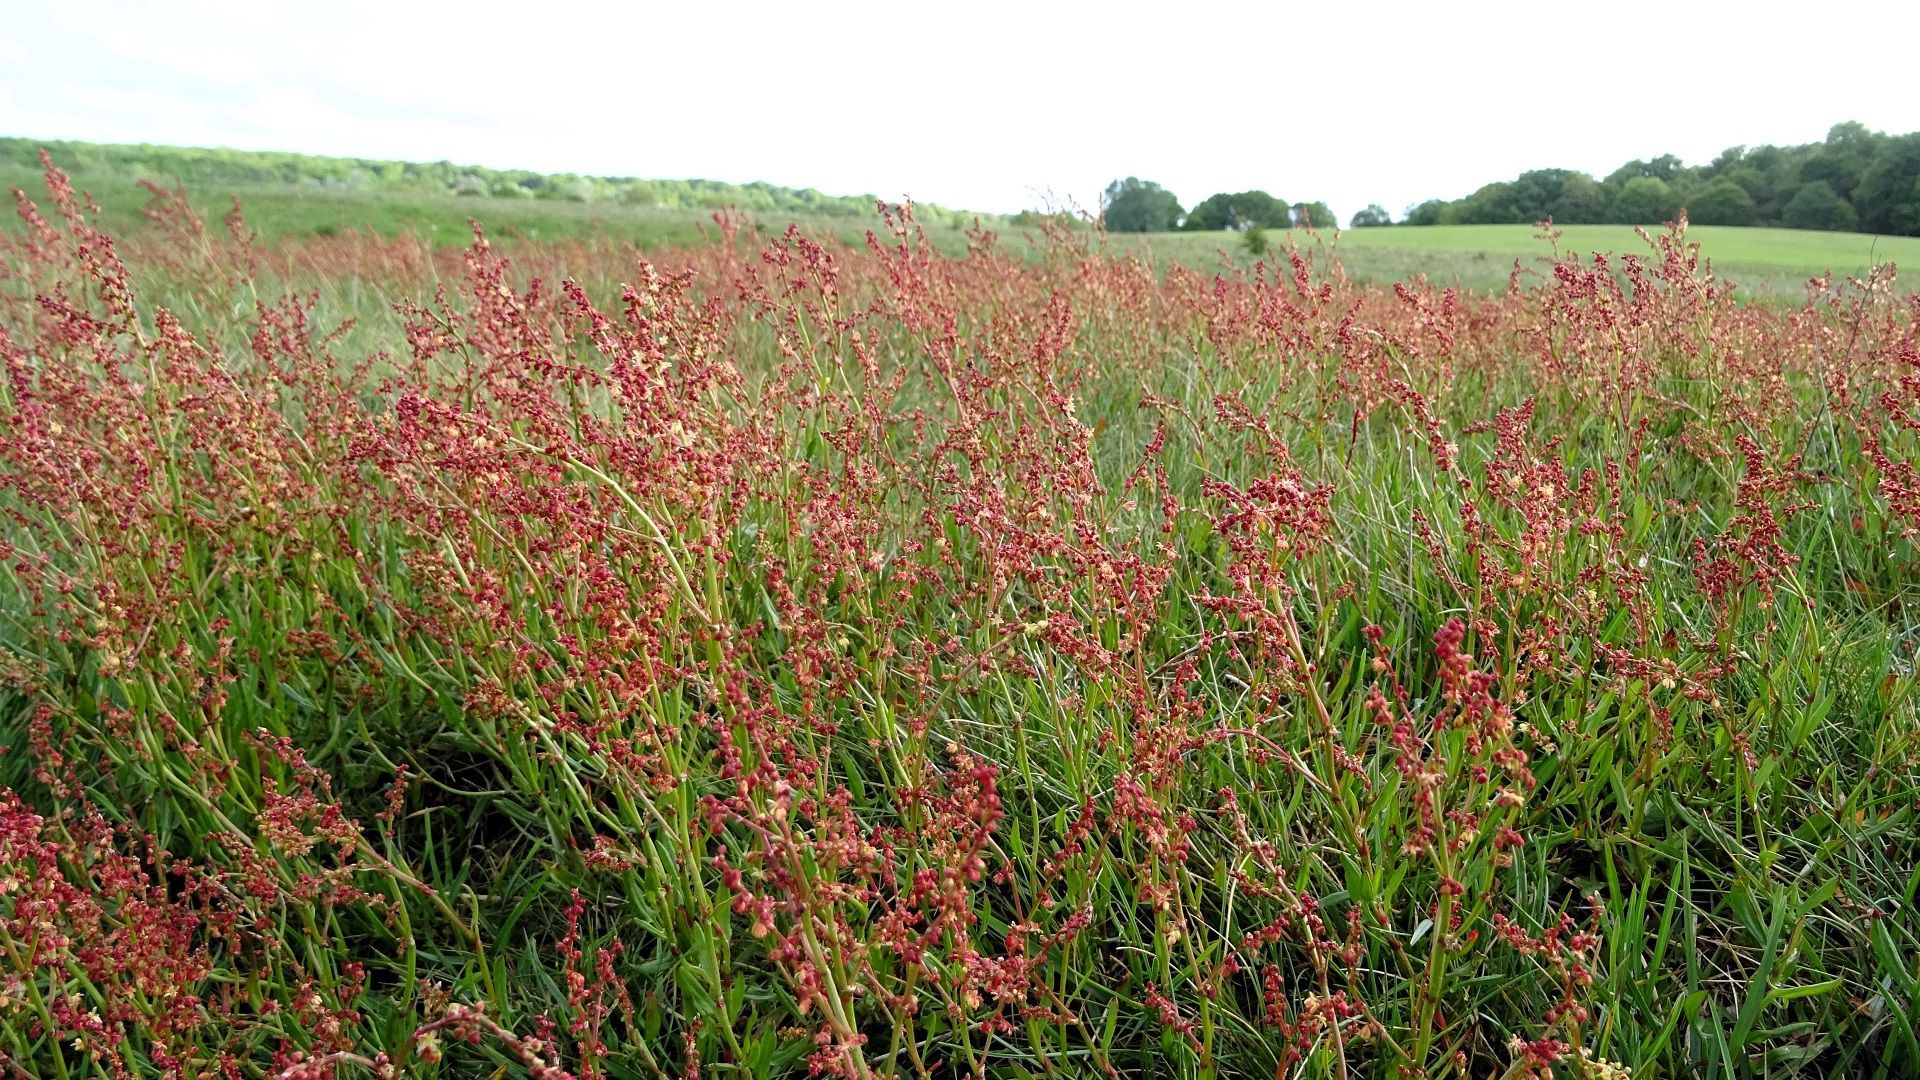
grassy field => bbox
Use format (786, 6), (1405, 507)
(2, 161), (1919, 1079)
(10, 163), (1917, 299)
(0, 169), (835, 246)
(1129, 224), (1920, 296)
(0, 165), (994, 255)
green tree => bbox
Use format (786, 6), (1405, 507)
(1403, 200), (1450, 226)
(1549, 174), (1605, 222)
(1855, 134), (1920, 236)
(1496, 169), (1606, 224)
(1183, 193), (1233, 231)
(1609, 177), (1679, 224)
(1350, 204), (1392, 227)
(1723, 166), (1771, 201)
(1101, 177), (1184, 233)
(1704, 145), (1748, 177)
(1780, 181), (1860, 231)
(1291, 201), (1336, 229)
(1457, 182), (1523, 224)
(1605, 154), (1684, 185)
(1801, 121), (1883, 201)
(1243, 224), (1269, 257)
(1684, 177), (1757, 226)
(1183, 190), (1287, 231)
(1734, 145), (1796, 223)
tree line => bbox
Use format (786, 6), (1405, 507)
(1395, 121), (1920, 234)
(1102, 121), (1920, 236)
(1099, 178), (1337, 233)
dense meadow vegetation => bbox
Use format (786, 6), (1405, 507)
(1, 156), (1918, 1078)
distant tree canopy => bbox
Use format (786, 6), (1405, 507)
(1855, 133), (1920, 235)
(1402, 199), (1449, 226)
(1443, 170), (1602, 225)
(1009, 209), (1088, 231)
(1610, 177), (1679, 226)
(1101, 177), (1184, 233)
(1781, 181), (1858, 232)
(1105, 182), (1340, 234)
(1686, 177), (1757, 226)
(1182, 190), (1287, 231)
(1388, 121), (1920, 235)
(1350, 204), (1392, 227)
(1291, 201), (1337, 229)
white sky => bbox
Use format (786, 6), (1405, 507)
(6, 0), (1920, 223)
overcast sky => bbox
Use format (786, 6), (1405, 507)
(6, 0), (1920, 222)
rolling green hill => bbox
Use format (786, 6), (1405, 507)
(0, 136), (999, 253)
(0, 136), (987, 223)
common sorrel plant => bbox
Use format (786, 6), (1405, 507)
(1, 156), (1916, 1078)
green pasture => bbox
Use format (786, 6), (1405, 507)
(1128, 224), (1920, 296)
(8, 163), (1916, 298)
